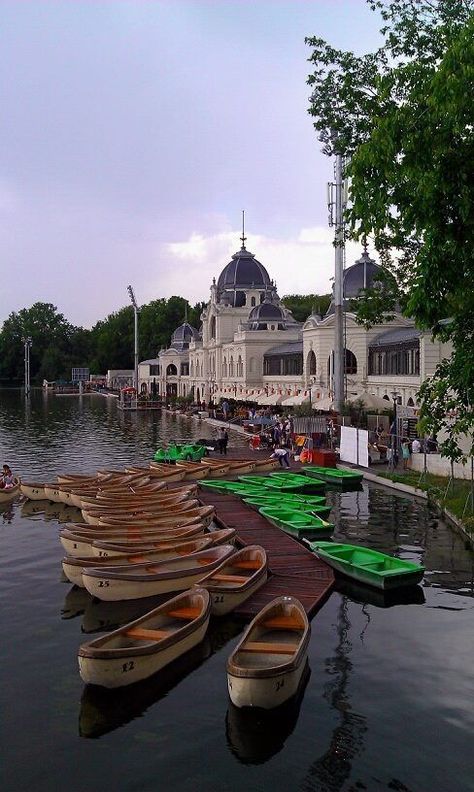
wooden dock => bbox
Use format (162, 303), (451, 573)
(198, 488), (334, 620)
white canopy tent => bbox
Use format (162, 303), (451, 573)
(256, 393), (285, 406)
(347, 391), (392, 410)
(281, 393), (310, 407)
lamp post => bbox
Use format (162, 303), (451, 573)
(22, 336), (32, 397)
(390, 390), (399, 468)
(127, 285), (139, 396)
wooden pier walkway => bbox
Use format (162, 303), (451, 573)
(198, 488), (334, 620)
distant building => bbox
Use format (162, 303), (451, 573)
(107, 369), (134, 390)
(138, 235), (452, 409)
(71, 367), (90, 384)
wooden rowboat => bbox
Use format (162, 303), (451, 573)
(82, 544), (236, 600)
(174, 462), (211, 480)
(0, 478), (21, 502)
(96, 505), (215, 529)
(226, 596), (310, 709)
(20, 482), (48, 500)
(197, 545), (268, 615)
(81, 499), (199, 525)
(305, 541), (425, 590)
(60, 522), (207, 557)
(251, 459), (280, 473)
(200, 461), (230, 477)
(124, 466), (187, 483)
(78, 587), (211, 688)
(91, 527), (237, 558)
(62, 536), (216, 587)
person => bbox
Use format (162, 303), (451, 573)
(401, 438), (411, 470)
(411, 438), (421, 454)
(0, 464), (15, 489)
(270, 445), (291, 469)
(221, 400), (229, 421)
(217, 427), (227, 455)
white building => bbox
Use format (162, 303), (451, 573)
(138, 238), (451, 409)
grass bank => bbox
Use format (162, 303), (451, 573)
(378, 469), (474, 538)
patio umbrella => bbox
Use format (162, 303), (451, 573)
(347, 391), (392, 410)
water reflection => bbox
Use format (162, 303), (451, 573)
(335, 578), (425, 609)
(225, 663), (311, 765)
(61, 585), (92, 619)
(78, 617), (242, 739)
(302, 598), (367, 792)
(0, 501), (16, 523)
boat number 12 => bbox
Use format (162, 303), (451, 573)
(122, 661), (135, 673)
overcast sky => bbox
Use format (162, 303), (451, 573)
(1, 0), (382, 328)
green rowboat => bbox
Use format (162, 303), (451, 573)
(301, 466), (363, 487)
(241, 493), (327, 507)
(259, 507), (334, 538)
(244, 498), (332, 519)
(154, 443), (207, 463)
(245, 473), (325, 493)
(305, 541), (424, 590)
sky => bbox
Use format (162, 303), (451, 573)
(0, 0), (383, 328)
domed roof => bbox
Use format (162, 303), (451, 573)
(325, 247), (384, 316)
(170, 322), (199, 351)
(343, 249), (382, 298)
(217, 246), (272, 300)
(248, 300), (285, 322)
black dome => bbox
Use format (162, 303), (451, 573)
(217, 248), (272, 297)
(343, 250), (382, 298)
(248, 301), (285, 322)
(170, 322), (199, 351)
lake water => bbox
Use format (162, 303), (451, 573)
(1, 390), (473, 792)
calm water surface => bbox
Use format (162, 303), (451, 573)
(1, 391), (473, 792)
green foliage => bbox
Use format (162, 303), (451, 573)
(281, 294), (331, 323)
(307, 0), (474, 458)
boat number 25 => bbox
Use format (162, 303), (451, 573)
(276, 679), (285, 692)
(122, 661), (135, 673)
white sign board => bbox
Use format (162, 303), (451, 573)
(357, 429), (369, 468)
(340, 426), (369, 467)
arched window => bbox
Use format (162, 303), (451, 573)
(407, 397), (415, 406)
(344, 350), (357, 374)
(250, 296), (256, 307)
(166, 364), (177, 376)
(237, 355), (243, 377)
(210, 316), (216, 340)
(141, 383), (147, 394)
(229, 356), (234, 377)
(222, 357), (227, 377)
(307, 350), (317, 376)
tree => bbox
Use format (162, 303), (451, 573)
(306, 0), (474, 458)
(281, 294), (331, 323)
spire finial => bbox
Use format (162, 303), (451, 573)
(362, 234), (368, 254)
(240, 209), (247, 250)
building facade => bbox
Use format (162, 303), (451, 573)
(138, 239), (451, 409)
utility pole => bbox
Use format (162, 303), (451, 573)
(22, 336), (32, 397)
(127, 285), (139, 395)
(328, 150), (345, 412)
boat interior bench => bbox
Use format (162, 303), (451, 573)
(167, 607), (201, 620)
(263, 616), (302, 630)
(211, 573), (248, 583)
(125, 627), (170, 641)
(241, 641), (299, 654)
(356, 561), (386, 570)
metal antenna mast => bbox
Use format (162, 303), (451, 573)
(127, 285), (139, 394)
